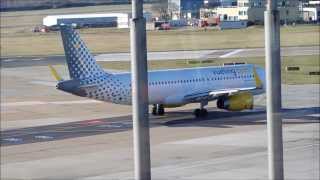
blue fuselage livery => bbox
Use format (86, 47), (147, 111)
(51, 25), (266, 117)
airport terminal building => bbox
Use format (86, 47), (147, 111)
(169, 0), (204, 19)
(200, 0), (301, 24)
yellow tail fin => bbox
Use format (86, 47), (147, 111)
(253, 66), (263, 89)
(49, 65), (62, 81)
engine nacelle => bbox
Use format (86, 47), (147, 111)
(217, 92), (254, 111)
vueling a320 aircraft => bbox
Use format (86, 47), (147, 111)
(50, 25), (266, 118)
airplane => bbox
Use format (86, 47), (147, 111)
(49, 25), (266, 118)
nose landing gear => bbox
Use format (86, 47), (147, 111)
(193, 108), (208, 118)
(152, 104), (165, 116)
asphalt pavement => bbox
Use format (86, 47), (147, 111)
(1, 46), (319, 68)
(1, 107), (319, 146)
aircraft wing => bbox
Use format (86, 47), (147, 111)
(183, 87), (257, 103)
(183, 65), (264, 103)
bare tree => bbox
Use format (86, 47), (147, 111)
(168, 1), (180, 19)
(151, 0), (169, 20)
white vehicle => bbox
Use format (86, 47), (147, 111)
(50, 25), (266, 118)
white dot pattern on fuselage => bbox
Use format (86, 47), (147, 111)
(84, 76), (131, 104)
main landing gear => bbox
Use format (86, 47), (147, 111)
(152, 104), (165, 116)
(193, 101), (208, 118)
(152, 102), (209, 118)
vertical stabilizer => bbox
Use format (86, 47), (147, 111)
(60, 25), (105, 80)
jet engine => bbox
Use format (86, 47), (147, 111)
(217, 92), (254, 111)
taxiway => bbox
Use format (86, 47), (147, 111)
(1, 58), (319, 180)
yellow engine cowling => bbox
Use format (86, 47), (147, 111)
(217, 92), (254, 111)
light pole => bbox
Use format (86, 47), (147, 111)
(264, 0), (284, 179)
(130, 0), (151, 180)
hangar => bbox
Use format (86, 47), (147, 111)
(43, 13), (129, 28)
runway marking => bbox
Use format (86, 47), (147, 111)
(2, 59), (15, 62)
(29, 80), (57, 87)
(308, 114), (320, 118)
(98, 124), (123, 128)
(98, 122), (130, 128)
(2, 101), (47, 106)
(95, 50), (216, 61)
(219, 49), (244, 58)
(79, 120), (104, 125)
(2, 100), (102, 107)
(34, 135), (54, 140)
(3, 137), (23, 142)
(31, 58), (43, 61)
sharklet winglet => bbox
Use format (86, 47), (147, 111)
(253, 66), (263, 89)
(49, 65), (63, 81)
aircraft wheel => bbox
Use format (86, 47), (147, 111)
(200, 108), (208, 117)
(194, 108), (208, 118)
(152, 104), (165, 116)
(152, 105), (157, 115)
(157, 104), (165, 115)
(194, 109), (201, 117)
